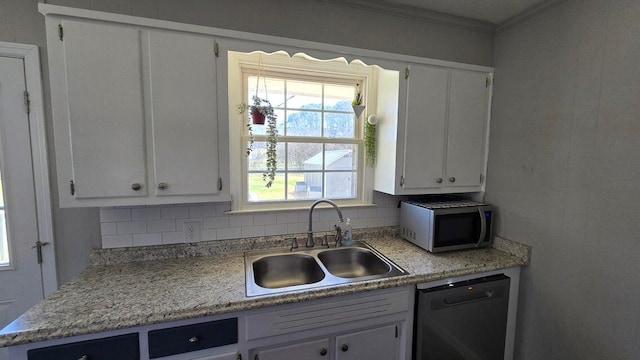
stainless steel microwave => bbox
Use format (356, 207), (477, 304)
(399, 200), (493, 252)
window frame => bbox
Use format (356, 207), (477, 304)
(228, 51), (376, 212)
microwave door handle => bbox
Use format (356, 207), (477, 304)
(476, 207), (487, 247)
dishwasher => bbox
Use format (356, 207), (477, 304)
(414, 274), (510, 360)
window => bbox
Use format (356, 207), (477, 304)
(229, 51), (375, 211)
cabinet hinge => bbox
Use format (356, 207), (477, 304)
(69, 180), (75, 195)
(400, 175), (405, 187)
(480, 174), (484, 184)
(58, 24), (64, 41)
(218, 177), (222, 191)
(214, 42), (219, 58)
(486, 76), (491, 88)
(23, 90), (30, 114)
(405, 67), (410, 79)
(395, 325), (399, 338)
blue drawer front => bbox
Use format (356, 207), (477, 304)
(28, 333), (139, 360)
(148, 318), (238, 358)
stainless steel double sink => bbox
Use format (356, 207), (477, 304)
(245, 241), (407, 297)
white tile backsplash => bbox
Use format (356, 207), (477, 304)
(100, 192), (405, 248)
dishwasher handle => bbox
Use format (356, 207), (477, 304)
(426, 285), (507, 311)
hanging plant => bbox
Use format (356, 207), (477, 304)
(364, 115), (377, 166)
(237, 95), (278, 188)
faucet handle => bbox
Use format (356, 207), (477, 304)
(322, 234), (333, 248)
(288, 237), (298, 251)
(334, 225), (343, 247)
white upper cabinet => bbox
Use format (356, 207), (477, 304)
(374, 63), (491, 195)
(46, 16), (229, 207)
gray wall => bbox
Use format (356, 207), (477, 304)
(486, 0), (640, 358)
(1, 0), (494, 284)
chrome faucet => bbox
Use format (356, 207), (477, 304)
(307, 199), (344, 247)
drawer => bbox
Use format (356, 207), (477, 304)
(27, 333), (139, 360)
(148, 318), (238, 359)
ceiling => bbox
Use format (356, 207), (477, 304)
(342, 0), (552, 25)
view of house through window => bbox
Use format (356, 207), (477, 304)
(245, 74), (361, 202)
(0, 175), (9, 266)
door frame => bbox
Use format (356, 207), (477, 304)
(0, 42), (57, 296)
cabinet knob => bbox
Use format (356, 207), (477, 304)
(78, 356), (89, 360)
(131, 183), (142, 191)
(188, 336), (199, 344)
(341, 344), (349, 352)
(320, 348), (327, 356)
(449, 177), (456, 183)
(157, 182), (168, 190)
(436, 178), (443, 183)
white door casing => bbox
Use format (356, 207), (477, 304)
(0, 42), (56, 330)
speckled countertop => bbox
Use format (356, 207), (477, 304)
(0, 229), (529, 347)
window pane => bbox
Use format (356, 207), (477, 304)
(288, 172), (317, 200)
(325, 172), (357, 199)
(287, 142), (322, 171)
(248, 173), (286, 201)
(324, 112), (355, 138)
(286, 110), (321, 137)
(248, 76), (285, 108)
(287, 80), (322, 109)
(248, 142), (285, 172)
(324, 84), (353, 111)
(324, 144), (357, 171)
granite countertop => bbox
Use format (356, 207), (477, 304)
(0, 230), (530, 347)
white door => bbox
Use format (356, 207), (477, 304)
(335, 324), (400, 360)
(255, 338), (330, 360)
(0, 56), (48, 331)
(445, 70), (489, 188)
(402, 65), (448, 190)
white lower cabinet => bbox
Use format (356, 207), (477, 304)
(246, 286), (413, 360)
(254, 338), (330, 360)
(252, 324), (401, 360)
(335, 324), (400, 360)
(193, 352), (239, 360)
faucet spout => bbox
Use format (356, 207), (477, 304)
(307, 199), (344, 247)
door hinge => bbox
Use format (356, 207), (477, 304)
(23, 90), (31, 114)
(218, 177), (222, 191)
(70, 180), (75, 195)
(395, 325), (399, 338)
(31, 241), (50, 264)
(405, 67), (410, 79)
(58, 24), (64, 41)
(214, 42), (219, 58)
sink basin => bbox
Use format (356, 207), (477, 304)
(252, 254), (325, 288)
(317, 247), (390, 278)
(245, 241), (407, 297)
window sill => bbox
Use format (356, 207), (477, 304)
(225, 202), (377, 215)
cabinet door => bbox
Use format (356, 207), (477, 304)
(61, 19), (147, 199)
(255, 338), (330, 360)
(402, 65), (448, 189)
(148, 30), (220, 197)
(335, 324), (400, 360)
(193, 351), (239, 360)
(445, 70), (489, 188)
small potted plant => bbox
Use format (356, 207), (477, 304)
(351, 82), (365, 118)
(237, 95), (278, 187)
